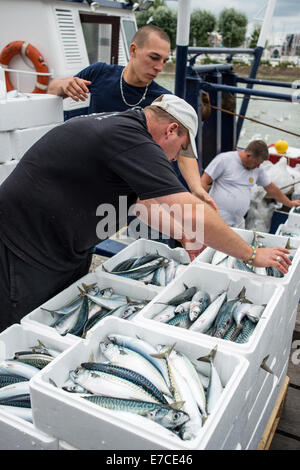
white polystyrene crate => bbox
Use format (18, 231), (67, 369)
(246, 374), (283, 450)
(0, 160), (18, 185)
(10, 123), (59, 160)
(29, 317), (249, 450)
(275, 222), (300, 239)
(98, 238), (190, 288)
(59, 440), (79, 450)
(194, 228), (300, 315)
(0, 131), (12, 162)
(194, 227), (300, 282)
(0, 94), (63, 131)
(21, 270), (160, 342)
(0, 323), (74, 450)
(287, 207), (300, 230)
(237, 372), (279, 450)
(236, 331), (291, 450)
(135, 264), (286, 389)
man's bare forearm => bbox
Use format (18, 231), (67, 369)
(265, 183), (294, 208)
(136, 193), (253, 261)
(47, 78), (69, 98)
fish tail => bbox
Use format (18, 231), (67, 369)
(77, 286), (86, 296)
(40, 307), (56, 318)
(49, 378), (58, 388)
(260, 355), (274, 374)
(169, 400), (185, 410)
(197, 345), (218, 363)
(151, 343), (176, 359)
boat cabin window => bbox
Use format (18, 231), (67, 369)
(121, 19), (137, 62)
(80, 14), (121, 65)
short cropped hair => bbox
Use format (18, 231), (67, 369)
(132, 25), (170, 47)
(144, 105), (187, 136)
(245, 140), (269, 160)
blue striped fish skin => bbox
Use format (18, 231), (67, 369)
(0, 374), (28, 388)
(167, 312), (191, 329)
(83, 395), (189, 430)
(81, 362), (169, 404)
(234, 318), (256, 343)
(211, 299), (237, 339)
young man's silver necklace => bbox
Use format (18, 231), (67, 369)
(120, 68), (149, 107)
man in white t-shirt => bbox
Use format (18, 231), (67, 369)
(201, 140), (300, 227)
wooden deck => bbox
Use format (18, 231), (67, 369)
(268, 324), (300, 450)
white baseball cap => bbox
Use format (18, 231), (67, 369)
(151, 94), (198, 159)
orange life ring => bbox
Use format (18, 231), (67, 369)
(0, 40), (49, 93)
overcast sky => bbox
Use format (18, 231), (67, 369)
(165, 0), (300, 39)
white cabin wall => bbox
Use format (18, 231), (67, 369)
(0, 0), (135, 91)
(0, 0), (136, 168)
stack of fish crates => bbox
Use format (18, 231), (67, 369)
(29, 316), (250, 450)
(275, 223), (300, 240)
(189, 228), (300, 448)
(1, 233), (296, 449)
(0, 323), (74, 449)
(287, 207), (300, 231)
(193, 228), (300, 323)
(0, 94), (63, 186)
(133, 263), (286, 449)
(275, 207), (300, 240)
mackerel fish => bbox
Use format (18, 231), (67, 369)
(83, 395), (189, 430)
(169, 359), (202, 440)
(108, 334), (171, 388)
(189, 290), (211, 321)
(99, 340), (171, 396)
(198, 347), (223, 415)
(81, 362), (169, 404)
(189, 291), (227, 334)
(106, 253), (188, 286)
(69, 368), (160, 403)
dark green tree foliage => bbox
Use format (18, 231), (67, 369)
(136, 9), (152, 29)
(136, 5), (177, 49)
(152, 6), (177, 49)
(190, 10), (216, 46)
(218, 8), (248, 47)
(249, 26), (261, 48)
(152, 0), (166, 7)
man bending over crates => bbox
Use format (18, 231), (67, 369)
(0, 95), (291, 331)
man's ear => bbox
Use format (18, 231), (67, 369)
(166, 122), (178, 136)
(129, 42), (137, 57)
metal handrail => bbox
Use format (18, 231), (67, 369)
(193, 64), (233, 74)
(201, 81), (297, 102)
(1, 67), (52, 76)
(188, 47), (255, 55)
(237, 77), (300, 89)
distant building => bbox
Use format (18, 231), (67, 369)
(282, 34), (300, 56)
(269, 45), (282, 58)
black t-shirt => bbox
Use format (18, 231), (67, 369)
(0, 109), (187, 272)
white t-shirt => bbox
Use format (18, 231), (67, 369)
(205, 151), (271, 226)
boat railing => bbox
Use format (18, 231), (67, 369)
(187, 47), (256, 67)
(182, 58), (300, 175)
(0, 66), (53, 100)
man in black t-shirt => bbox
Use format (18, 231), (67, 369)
(0, 94), (291, 330)
(48, 25), (217, 212)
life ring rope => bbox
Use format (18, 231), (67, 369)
(0, 40), (50, 94)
